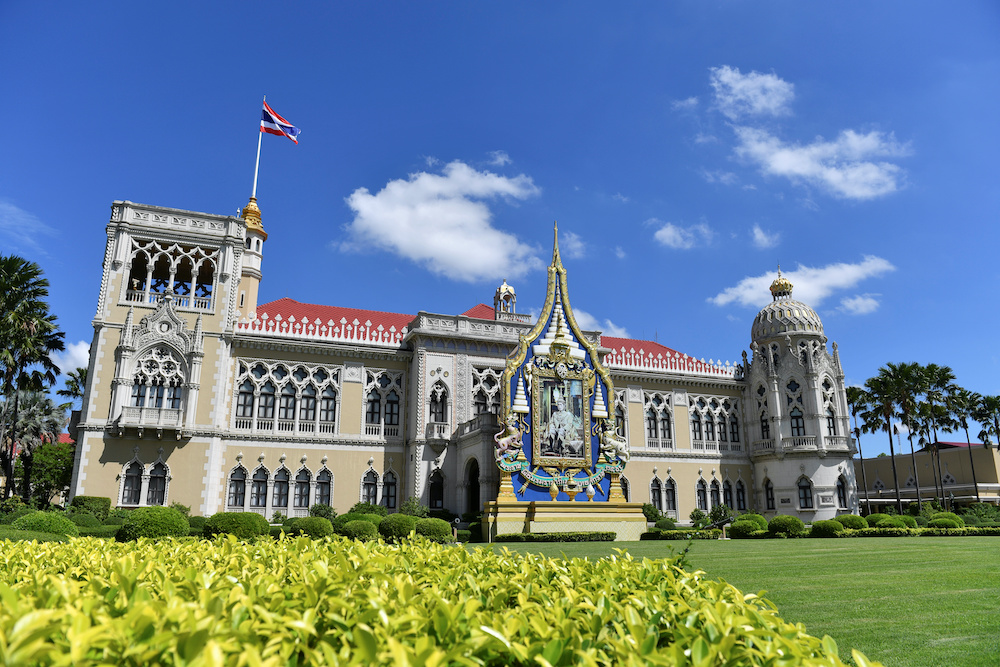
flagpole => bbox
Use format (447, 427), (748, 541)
(251, 96), (265, 199)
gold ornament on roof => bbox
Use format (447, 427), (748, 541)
(242, 196), (268, 241)
(769, 266), (793, 300)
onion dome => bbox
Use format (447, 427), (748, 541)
(242, 196), (267, 241)
(751, 269), (824, 341)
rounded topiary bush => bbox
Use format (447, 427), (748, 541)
(289, 516), (333, 539)
(309, 503), (336, 521)
(332, 512), (383, 534)
(914, 515), (928, 527)
(960, 513), (980, 526)
(930, 512), (964, 527)
(728, 520), (760, 539)
(833, 514), (867, 530)
(12, 511), (79, 537)
(768, 515), (806, 537)
(348, 502), (388, 517)
(0, 506), (36, 525)
(379, 513), (418, 542)
(880, 517), (907, 528)
(69, 511), (101, 528)
(739, 512), (769, 531)
(865, 513), (892, 527)
(341, 519), (378, 541)
(115, 506), (189, 541)
(897, 515), (917, 528)
(188, 516), (207, 532)
(203, 512), (270, 539)
(928, 518), (961, 529)
(809, 519), (844, 538)
(69, 496), (112, 522)
(654, 517), (677, 531)
(415, 517), (453, 543)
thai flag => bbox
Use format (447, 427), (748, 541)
(260, 101), (301, 144)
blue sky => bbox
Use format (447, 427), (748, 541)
(2, 3), (998, 455)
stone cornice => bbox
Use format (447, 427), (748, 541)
(232, 334), (413, 362)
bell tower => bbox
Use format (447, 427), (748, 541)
(238, 196), (267, 317)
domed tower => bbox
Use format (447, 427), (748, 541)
(494, 279), (516, 317)
(238, 197), (267, 317)
(744, 269), (858, 520)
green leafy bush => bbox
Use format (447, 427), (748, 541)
(289, 517), (333, 539)
(897, 515), (917, 528)
(70, 496), (112, 522)
(914, 515), (928, 527)
(833, 514), (867, 530)
(308, 503), (336, 521)
(12, 511), (79, 537)
(848, 527), (914, 537)
(728, 520), (760, 539)
(0, 507), (36, 525)
(640, 529), (721, 540)
(188, 516), (207, 532)
(0, 526), (68, 542)
(641, 503), (661, 522)
(348, 502), (388, 517)
(456, 530), (471, 543)
(865, 513), (892, 527)
(341, 519), (378, 541)
(467, 521), (483, 543)
(768, 515), (806, 537)
(115, 506), (189, 541)
(930, 512), (964, 527)
(203, 512), (270, 539)
(78, 525), (121, 538)
(959, 513), (980, 526)
(415, 517), (453, 543)
(708, 504), (735, 525)
(333, 512), (383, 534)
(809, 520), (845, 538)
(378, 513), (418, 542)
(69, 512), (100, 528)
(169, 501), (191, 517)
(0, 496), (27, 516)
(429, 508), (458, 523)
(928, 518), (961, 529)
(654, 517), (677, 530)
(399, 496), (430, 517)
(878, 517), (906, 528)
(689, 508), (708, 528)
(739, 511), (769, 531)
(496, 531), (617, 543)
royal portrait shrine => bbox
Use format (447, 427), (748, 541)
(69, 197), (860, 531)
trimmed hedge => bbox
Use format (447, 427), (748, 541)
(930, 512), (965, 527)
(333, 512), (383, 534)
(927, 518), (961, 529)
(834, 514), (867, 530)
(768, 515), (806, 537)
(897, 515), (917, 529)
(0, 526), (69, 542)
(654, 517), (677, 530)
(415, 517), (453, 543)
(115, 506), (189, 541)
(865, 513), (893, 528)
(378, 513), (418, 542)
(12, 512), (79, 537)
(347, 502), (388, 517)
(70, 512), (101, 528)
(203, 512), (270, 539)
(0, 507), (36, 525)
(308, 503), (336, 521)
(341, 519), (378, 541)
(456, 529), (472, 543)
(640, 529), (722, 541)
(289, 517), (334, 539)
(70, 496), (111, 521)
(809, 520), (845, 538)
(739, 512), (769, 531)
(77, 525), (122, 538)
(728, 520), (760, 539)
(497, 531), (617, 543)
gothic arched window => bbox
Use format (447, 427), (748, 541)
(429, 470), (444, 509)
(228, 467), (247, 507)
(760, 413), (771, 440)
(696, 480), (708, 511)
(362, 470), (378, 504)
(826, 409), (837, 436)
(278, 385), (296, 421)
(723, 480), (733, 508)
(736, 480), (747, 511)
(798, 477), (813, 509)
(665, 479), (677, 511)
(730, 416), (740, 442)
(316, 470), (332, 506)
(250, 468), (268, 508)
(691, 414), (703, 441)
(764, 479), (775, 510)
(258, 382), (275, 420)
(122, 462), (143, 505)
(650, 478), (662, 510)
(365, 391), (381, 426)
(300, 386), (317, 424)
(272, 469), (290, 509)
(146, 462), (167, 506)
(836, 475), (848, 509)
(294, 469), (311, 508)
(382, 471), (397, 509)
(790, 408), (806, 437)
(710, 480), (721, 508)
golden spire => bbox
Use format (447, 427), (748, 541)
(551, 221), (562, 269)
(769, 264), (793, 300)
(242, 196), (267, 241)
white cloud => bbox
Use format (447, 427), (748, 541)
(488, 150), (511, 166)
(651, 219), (714, 250)
(0, 200), (56, 255)
(573, 308), (630, 338)
(614, 246), (626, 259)
(733, 126), (910, 200)
(709, 256), (896, 308)
(709, 65), (795, 120)
(612, 192), (630, 203)
(694, 133), (718, 144)
(342, 160), (543, 282)
(701, 170), (738, 186)
(53, 340), (90, 376)
(561, 230), (586, 259)
(672, 96), (699, 111)
(840, 293), (881, 315)
(751, 224), (780, 249)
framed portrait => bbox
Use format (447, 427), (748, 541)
(533, 374), (589, 467)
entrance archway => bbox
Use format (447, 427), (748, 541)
(466, 458), (481, 515)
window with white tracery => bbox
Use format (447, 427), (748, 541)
(130, 347), (185, 415)
(233, 361), (342, 435)
(688, 395), (740, 452)
(124, 238), (219, 310)
(471, 367), (502, 415)
(364, 370), (404, 438)
(642, 391), (672, 449)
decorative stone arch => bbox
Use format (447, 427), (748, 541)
(145, 449), (171, 506)
(315, 456), (334, 507)
(796, 475), (814, 509)
(464, 457), (482, 515)
(428, 379), (450, 425)
(249, 459), (271, 513)
(292, 458), (313, 514)
(226, 455), (250, 510)
(117, 447), (146, 507)
(360, 460), (380, 504)
(271, 462), (292, 517)
(428, 467), (445, 510)
(619, 474), (631, 502)
(381, 459), (400, 510)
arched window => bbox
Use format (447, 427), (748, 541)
(362, 470), (378, 504)
(660, 414), (672, 440)
(272, 469), (290, 510)
(131, 347), (185, 413)
(691, 414), (703, 441)
(385, 391), (400, 427)
(615, 405), (626, 437)
(836, 475), (847, 509)
(382, 471), (397, 509)
(429, 384), (447, 423)
(710, 480), (721, 508)
(147, 462), (167, 506)
(798, 477), (813, 509)
(705, 416), (715, 441)
(315, 470), (332, 506)
(320, 387), (337, 432)
(764, 479), (775, 510)
(696, 480), (708, 511)
(645, 409), (658, 440)
(730, 416), (740, 442)
(620, 475), (631, 502)
(250, 468), (268, 508)
(278, 385), (296, 421)
(236, 381), (254, 419)
(826, 409), (837, 436)
(664, 479), (677, 512)
(723, 480), (733, 508)
(736, 480), (747, 511)
(300, 386), (317, 424)
(429, 470), (444, 509)
(474, 390), (489, 415)
(294, 469), (311, 508)
(718, 416), (727, 442)
(790, 407), (805, 437)
(466, 460), (481, 513)
(760, 413), (771, 440)
(365, 391), (381, 426)
(122, 461), (143, 505)
(258, 382), (275, 420)
(650, 478), (662, 510)
(228, 467), (246, 507)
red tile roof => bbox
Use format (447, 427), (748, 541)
(57, 433), (74, 444)
(461, 303), (496, 320)
(600, 336), (685, 358)
(600, 336), (737, 376)
(256, 298), (415, 331)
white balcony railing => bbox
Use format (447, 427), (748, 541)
(752, 439), (775, 452)
(426, 422), (450, 440)
(825, 435), (851, 450)
(121, 406), (182, 427)
(782, 436), (817, 450)
(125, 289), (212, 311)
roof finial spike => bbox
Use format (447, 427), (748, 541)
(551, 220), (562, 267)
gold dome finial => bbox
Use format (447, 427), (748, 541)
(769, 265), (793, 300)
(242, 196), (268, 241)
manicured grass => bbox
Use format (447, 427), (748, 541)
(476, 537), (1000, 667)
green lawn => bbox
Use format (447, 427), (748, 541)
(476, 537), (1000, 667)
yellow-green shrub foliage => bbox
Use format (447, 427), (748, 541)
(0, 536), (880, 666)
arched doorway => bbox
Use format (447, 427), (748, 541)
(466, 459), (481, 515)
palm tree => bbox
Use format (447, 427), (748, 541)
(891, 362), (924, 511)
(0, 255), (66, 499)
(0, 391), (66, 503)
(56, 367), (88, 410)
(920, 364), (957, 505)
(846, 386), (872, 514)
(950, 388), (983, 503)
(975, 395), (1000, 452)
(860, 368), (905, 514)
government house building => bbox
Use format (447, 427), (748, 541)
(69, 197), (861, 524)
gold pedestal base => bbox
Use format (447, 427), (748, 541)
(483, 500), (648, 543)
